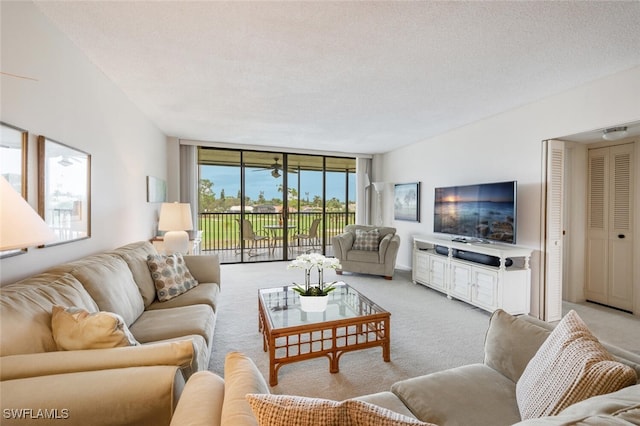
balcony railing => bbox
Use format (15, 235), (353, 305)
(198, 212), (355, 257)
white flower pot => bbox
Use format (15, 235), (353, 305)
(299, 294), (329, 312)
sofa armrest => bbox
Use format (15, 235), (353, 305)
(221, 352), (270, 426)
(1, 365), (184, 426)
(184, 255), (221, 287)
(332, 232), (354, 259)
(170, 371), (225, 426)
(0, 339), (194, 381)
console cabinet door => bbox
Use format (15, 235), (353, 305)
(450, 263), (471, 301)
(471, 267), (498, 311)
(429, 255), (448, 292)
(413, 251), (429, 284)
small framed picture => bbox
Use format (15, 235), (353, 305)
(394, 182), (420, 222)
(38, 136), (91, 246)
(147, 175), (167, 203)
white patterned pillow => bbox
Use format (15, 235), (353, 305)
(246, 394), (435, 426)
(147, 253), (199, 302)
(352, 228), (380, 251)
(516, 310), (637, 419)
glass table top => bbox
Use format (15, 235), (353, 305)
(258, 282), (387, 329)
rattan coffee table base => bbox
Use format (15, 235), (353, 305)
(258, 285), (390, 386)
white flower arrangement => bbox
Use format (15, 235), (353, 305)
(287, 253), (341, 271)
(288, 253), (341, 296)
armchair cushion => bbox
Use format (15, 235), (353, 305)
(352, 228), (380, 251)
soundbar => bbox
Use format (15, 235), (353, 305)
(434, 245), (512, 267)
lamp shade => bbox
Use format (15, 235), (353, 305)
(158, 202), (193, 232)
(0, 176), (56, 250)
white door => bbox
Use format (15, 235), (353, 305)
(542, 140), (565, 321)
(586, 143), (634, 311)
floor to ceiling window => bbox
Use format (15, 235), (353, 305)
(197, 147), (356, 263)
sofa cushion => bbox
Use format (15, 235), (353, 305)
(146, 282), (220, 313)
(512, 384), (640, 425)
(0, 273), (99, 356)
(246, 394), (433, 426)
(147, 253), (199, 302)
(129, 305), (215, 346)
(352, 228), (380, 251)
(111, 241), (159, 308)
(48, 254), (145, 327)
(484, 309), (551, 382)
(51, 305), (138, 350)
(355, 391), (417, 419)
(221, 351), (270, 426)
(392, 363), (522, 426)
(516, 310), (637, 419)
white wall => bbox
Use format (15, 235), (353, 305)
(0, 2), (167, 285)
(374, 65), (640, 317)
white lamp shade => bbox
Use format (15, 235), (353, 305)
(0, 176), (56, 250)
(158, 202), (193, 232)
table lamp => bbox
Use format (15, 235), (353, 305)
(0, 176), (55, 250)
(158, 202), (193, 254)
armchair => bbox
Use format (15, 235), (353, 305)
(331, 225), (400, 280)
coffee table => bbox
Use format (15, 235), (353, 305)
(258, 282), (390, 386)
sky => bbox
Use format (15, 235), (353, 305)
(200, 165), (356, 202)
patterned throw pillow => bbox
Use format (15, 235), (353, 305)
(516, 310), (637, 419)
(246, 394), (435, 426)
(146, 253), (199, 302)
(352, 228), (380, 251)
(51, 305), (138, 350)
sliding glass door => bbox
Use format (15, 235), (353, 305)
(198, 147), (355, 263)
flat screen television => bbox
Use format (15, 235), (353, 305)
(433, 180), (517, 244)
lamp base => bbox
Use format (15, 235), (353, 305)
(163, 230), (189, 254)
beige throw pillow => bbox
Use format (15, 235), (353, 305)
(352, 228), (380, 251)
(246, 394), (435, 426)
(147, 253), (199, 302)
(51, 305), (138, 350)
(516, 310), (637, 419)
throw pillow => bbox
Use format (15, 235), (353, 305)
(147, 253), (199, 302)
(352, 228), (380, 251)
(51, 305), (139, 350)
(246, 394), (436, 426)
(515, 310), (637, 419)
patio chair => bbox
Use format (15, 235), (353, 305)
(293, 218), (321, 253)
(236, 219), (268, 257)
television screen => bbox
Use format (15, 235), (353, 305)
(434, 181), (517, 244)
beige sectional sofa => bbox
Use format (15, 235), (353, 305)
(0, 241), (221, 425)
(169, 309), (640, 426)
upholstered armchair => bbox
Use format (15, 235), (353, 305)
(331, 225), (400, 280)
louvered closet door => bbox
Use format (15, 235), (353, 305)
(586, 143), (634, 311)
(544, 140), (565, 321)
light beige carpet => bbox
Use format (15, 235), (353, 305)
(209, 262), (490, 400)
(208, 261), (640, 400)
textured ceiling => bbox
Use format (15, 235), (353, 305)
(33, 1), (640, 154)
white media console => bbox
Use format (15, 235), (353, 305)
(412, 234), (533, 315)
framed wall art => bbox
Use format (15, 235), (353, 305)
(146, 175), (167, 203)
(38, 136), (91, 246)
(394, 182), (420, 222)
(1, 122), (28, 258)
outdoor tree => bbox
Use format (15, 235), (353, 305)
(199, 179), (216, 212)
